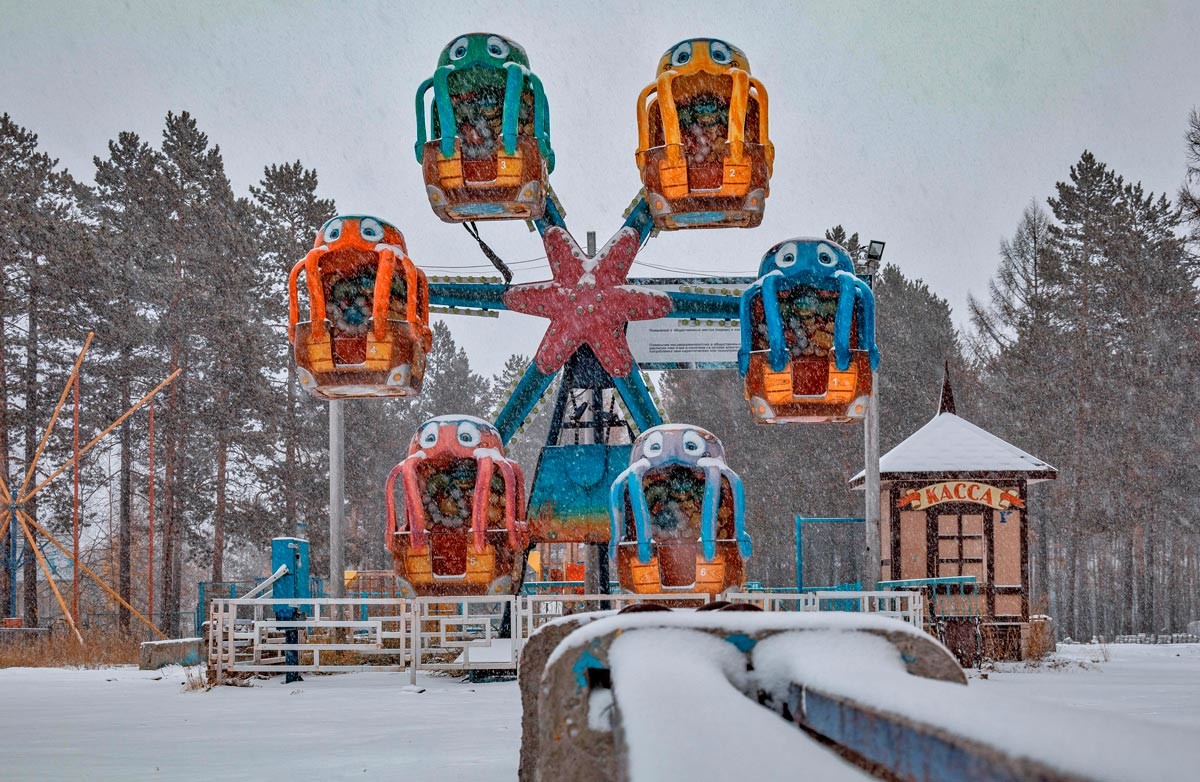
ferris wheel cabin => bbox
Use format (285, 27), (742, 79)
(636, 38), (774, 231)
(288, 215), (433, 400)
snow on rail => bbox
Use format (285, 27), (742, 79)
(524, 610), (963, 780)
(754, 632), (1200, 782)
(609, 628), (872, 781)
(544, 608), (936, 671)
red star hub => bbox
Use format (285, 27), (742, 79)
(503, 226), (673, 377)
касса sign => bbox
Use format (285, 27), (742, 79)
(897, 481), (1024, 511)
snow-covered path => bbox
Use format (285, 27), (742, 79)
(0, 668), (519, 781)
(1, 643), (1197, 781)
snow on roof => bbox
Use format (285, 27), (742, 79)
(851, 412), (1056, 484)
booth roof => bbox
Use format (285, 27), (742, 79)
(850, 412), (1058, 486)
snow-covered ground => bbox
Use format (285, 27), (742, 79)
(978, 642), (1200, 730)
(0, 668), (519, 781)
(0, 642), (1196, 781)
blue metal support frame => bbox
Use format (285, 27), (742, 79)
(423, 192), (753, 595)
(533, 193), (570, 236)
(428, 274), (745, 322)
(661, 290), (744, 320)
(611, 368), (663, 433)
(620, 196), (655, 245)
(494, 362), (558, 445)
(427, 281), (508, 312)
(429, 193), (748, 449)
(795, 516), (865, 590)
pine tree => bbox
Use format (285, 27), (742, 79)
(968, 201), (1054, 357)
(89, 130), (172, 629)
(1102, 179), (1197, 634)
(249, 162), (335, 550)
(1045, 151), (1124, 637)
(971, 151), (1200, 639)
(0, 114), (83, 623)
(155, 111), (235, 632)
(202, 194), (273, 583)
(411, 321), (492, 421)
(872, 263), (967, 446)
(1180, 108), (1200, 242)
(825, 225), (864, 262)
(967, 201), (1061, 603)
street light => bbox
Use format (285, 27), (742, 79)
(861, 239), (884, 590)
(864, 240), (885, 276)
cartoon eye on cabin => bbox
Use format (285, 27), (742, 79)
(385, 416), (529, 597)
(738, 239), (880, 423)
(287, 215), (433, 399)
(608, 424), (751, 596)
(635, 38), (774, 230)
(415, 33), (554, 223)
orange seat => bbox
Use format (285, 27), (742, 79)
(421, 135), (548, 222)
(613, 460), (747, 597)
(617, 540), (744, 596)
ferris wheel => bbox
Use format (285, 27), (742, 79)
(285, 33), (880, 600)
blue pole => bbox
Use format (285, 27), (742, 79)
(7, 510), (18, 617)
(611, 366), (664, 433)
(795, 515), (803, 590)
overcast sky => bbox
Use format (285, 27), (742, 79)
(3, 0), (1197, 376)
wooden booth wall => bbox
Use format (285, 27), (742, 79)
(879, 479), (1028, 622)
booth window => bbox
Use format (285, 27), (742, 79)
(936, 513), (986, 582)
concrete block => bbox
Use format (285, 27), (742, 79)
(139, 637), (203, 670)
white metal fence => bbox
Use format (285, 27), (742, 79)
(207, 590), (922, 684)
(724, 591), (924, 626)
(1110, 633), (1200, 645)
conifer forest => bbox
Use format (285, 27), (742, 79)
(1, 107), (1197, 641)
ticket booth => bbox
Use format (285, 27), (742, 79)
(853, 369), (1057, 660)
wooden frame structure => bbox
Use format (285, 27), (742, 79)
(1, 332), (179, 643)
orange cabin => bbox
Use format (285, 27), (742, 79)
(744, 289), (873, 424)
(636, 38), (774, 230)
(287, 216), (432, 400)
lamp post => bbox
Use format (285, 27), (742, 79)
(329, 400), (345, 600)
(862, 240), (884, 590)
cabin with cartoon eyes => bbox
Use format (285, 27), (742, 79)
(287, 215), (432, 399)
(635, 38), (774, 230)
(384, 415), (528, 597)
(739, 238), (879, 423)
(415, 32), (554, 222)
(608, 424), (750, 596)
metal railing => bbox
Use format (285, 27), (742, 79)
(1110, 633), (1200, 644)
(207, 589), (923, 683)
(725, 591), (924, 627)
(518, 592), (714, 640)
(208, 597), (413, 679)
